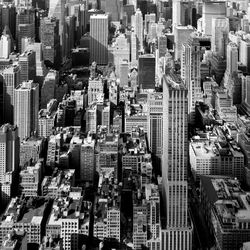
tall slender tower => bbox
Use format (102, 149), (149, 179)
(48, 0), (66, 61)
(0, 124), (19, 206)
(172, 0), (181, 27)
(181, 36), (202, 123)
(14, 80), (39, 141)
(2, 64), (20, 124)
(162, 73), (192, 249)
(90, 14), (108, 65)
(133, 9), (143, 52)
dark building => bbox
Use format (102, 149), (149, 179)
(138, 54), (155, 90)
(0, 4), (16, 40)
(40, 17), (61, 68)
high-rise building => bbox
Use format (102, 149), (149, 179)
(111, 34), (130, 76)
(0, 34), (11, 59)
(226, 42), (238, 76)
(202, 1), (226, 35)
(240, 39), (250, 74)
(40, 17), (61, 67)
(0, 124), (19, 206)
(86, 104), (97, 133)
(131, 31), (138, 62)
(80, 136), (95, 182)
(14, 80), (39, 141)
(147, 93), (163, 168)
(19, 50), (36, 83)
(133, 9), (143, 52)
(2, 64), (20, 124)
(174, 25), (194, 60)
(138, 54), (155, 90)
(211, 17), (229, 57)
(88, 77), (104, 106)
(16, 7), (35, 52)
(90, 14), (108, 65)
(119, 60), (129, 87)
(162, 74), (192, 249)
(104, 0), (120, 21)
(0, 4), (16, 40)
(48, 0), (66, 61)
(181, 38), (202, 123)
(172, 0), (181, 27)
(41, 70), (58, 109)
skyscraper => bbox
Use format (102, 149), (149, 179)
(133, 9), (143, 52)
(138, 54), (155, 90)
(48, 0), (66, 61)
(90, 14), (108, 65)
(181, 37), (202, 123)
(105, 0), (121, 21)
(14, 80), (39, 141)
(202, 1), (226, 35)
(40, 17), (61, 67)
(147, 93), (163, 169)
(0, 34), (11, 59)
(172, 0), (181, 27)
(16, 7), (35, 52)
(19, 50), (36, 83)
(0, 124), (19, 206)
(2, 64), (20, 124)
(211, 17), (229, 57)
(80, 136), (95, 182)
(162, 74), (192, 249)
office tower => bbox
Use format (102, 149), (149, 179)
(174, 25), (194, 60)
(86, 104), (97, 133)
(181, 40), (202, 123)
(202, 1), (226, 35)
(162, 74), (192, 249)
(14, 80), (39, 141)
(147, 93), (163, 169)
(65, 15), (76, 56)
(2, 64), (20, 124)
(109, 79), (119, 106)
(226, 42), (238, 77)
(80, 136), (95, 182)
(131, 31), (138, 62)
(111, 34), (130, 76)
(172, 0), (181, 27)
(138, 54), (155, 90)
(90, 14), (108, 65)
(41, 70), (58, 109)
(0, 4), (16, 40)
(119, 60), (129, 87)
(105, 0), (120, 21)
(211, 17), (229, 57)
(146, 184), (161, 249)
(144, 13), (156, 35)
(88, 77), (104, 105)
(133, 9), (143, 52)
(240, 39), (250, 74)
(0, 34), (11, 59)
(158, 35), (167, 58)
(40, 17), (61, 67)
(26, 42), (47, 80)
(19, 50), (36, 83)
(0, 124), (19, 206)
(48, 0), (66, 61)
(0, 124), (19, 182)
(16, 7), (35, 52)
